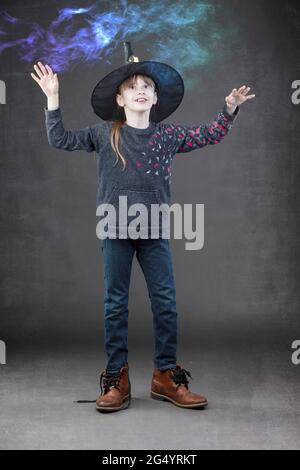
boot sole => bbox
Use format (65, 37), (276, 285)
(150, 391), (208, 409)
(96, 394), (131, 413)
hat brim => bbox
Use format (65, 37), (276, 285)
(91, 60), (184, 122)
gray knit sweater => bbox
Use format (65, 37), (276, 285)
(44, 104), (239, 238)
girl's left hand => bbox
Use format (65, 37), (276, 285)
(225, 85), (255, 108)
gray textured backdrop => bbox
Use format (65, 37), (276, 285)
(0, 0), (299, 451)
(0, 0), (299, 365)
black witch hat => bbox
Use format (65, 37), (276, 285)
(91, 42), (184, 122)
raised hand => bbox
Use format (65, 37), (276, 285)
(30, 61), (59, 97)
(225, 85), (255, 109)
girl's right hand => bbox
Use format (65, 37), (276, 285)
(31, 61), (59, 97)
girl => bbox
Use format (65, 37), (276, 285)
(31, 53), (254, 413)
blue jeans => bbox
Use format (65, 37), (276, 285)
(100, 237), (178, 373)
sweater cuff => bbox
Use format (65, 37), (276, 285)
(222, 104), (240, 121)
(44, 106), (61, 118)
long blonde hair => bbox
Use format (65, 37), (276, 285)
(109, 74), (158, 171)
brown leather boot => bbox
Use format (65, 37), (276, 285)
(151, 365), (208, 409)
(95, 362), (131, 412)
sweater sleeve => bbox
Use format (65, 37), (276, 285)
(44, 107), (102, 152)
(169, 104), (240, 154)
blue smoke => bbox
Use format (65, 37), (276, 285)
(0, 0), (237, 90)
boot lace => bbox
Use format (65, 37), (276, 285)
(170, 366), (193, 389)
(100, 371), (121, 395)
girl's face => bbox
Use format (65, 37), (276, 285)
(116, 75), (158, 116)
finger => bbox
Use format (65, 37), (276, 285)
(33, 64), (44, 78)
(243, 86), (251, 95)
(237, 85), (246, 93)
(45, 64), (53, 77)
(38, 61), (48, 76)
(30, 72), (40, 83)
(246, 94), (256, 99)
(241, 87), (250, 94)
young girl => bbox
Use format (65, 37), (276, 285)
(31, 54), (254, 413)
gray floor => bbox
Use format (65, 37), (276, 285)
(0, 343), (299, 450)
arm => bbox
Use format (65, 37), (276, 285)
(172, 104), (239, 154)
(31, 61), (97, 152)
(171, 85), (255, 153)
(44, 106), (97, 152)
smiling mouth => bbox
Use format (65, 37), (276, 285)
(135, 99), (148, 102)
